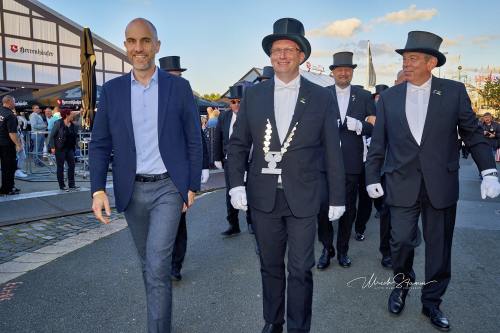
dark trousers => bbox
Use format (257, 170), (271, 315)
(0, 144), (16, 194)
(252, 189), (316, 333)
(317, 173), (333, 250)
(379, 199), (392, 257)
(337, 173), (361, 255)
(172, 212), (187, 271)
(390, 181), (456, 307)
(224, 163), (240, 228)
(354, 166), (372, 235)
(55, 149), (75, 188)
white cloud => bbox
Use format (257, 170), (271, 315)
(308, 18), (362, 38)
(471, 34), (500, 45)
(311, 50), (333, 58)
(442, 36), (464, 48)
(374, 5), (438, 24)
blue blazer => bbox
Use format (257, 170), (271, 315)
(89, 69), (202, 212)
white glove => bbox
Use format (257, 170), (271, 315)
(214, 161), (223, 170)
(480, 176), (500, 199)
(367, 183), (384, 198)
(328, 206), (346, 221)
(201, 169), (209, 184)
(229, 186), (248, 211)
(345, 116), (362, 135)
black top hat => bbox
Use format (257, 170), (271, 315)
(396, 31), (446, 67)
(158, 56), (187, 72)
(329, 52), (357, 71)
(374, 84), (389, 95)
(255, 66), (275, 82)
(227, 85), (244, 99)
(262, 18), (311, 64)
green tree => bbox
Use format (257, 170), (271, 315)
(202, 93), (221, 101)
(480, 78), (500, 110)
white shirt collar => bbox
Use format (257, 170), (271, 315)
(407, 76), (432, 91)
(274, 74), (301, 89)
(131, 66), (158, 86)
(335, 85), (351, 94)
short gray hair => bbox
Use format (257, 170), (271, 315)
(2, 95), (15, 104)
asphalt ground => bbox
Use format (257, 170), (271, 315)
(0, 158), (499, 333)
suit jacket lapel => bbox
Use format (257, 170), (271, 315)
(224, 110), (232, 142)
(158, 70), (172, 135)
(345, 85), (356, 120)
(420, 76), (443, 146)
(397, 83), (419, 147)
(122, 73), (134, 145)
(283, 77), (313, 142)
(262, 78), (281, 150)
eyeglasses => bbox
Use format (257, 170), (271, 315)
(270, 47), (301, 56)
(230, 99), (240, 105)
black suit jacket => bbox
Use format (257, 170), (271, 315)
(227, 77), (345, 218)
(213, 110), (233, 162)
(201, 129), (209, 169)
(366, 77), (495, 209)
(326, 85), (375, 174)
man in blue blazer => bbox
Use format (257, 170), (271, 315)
(89, 18), (202, 333)
(366, 31), (500, 331)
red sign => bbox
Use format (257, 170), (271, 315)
(10, 44), (18, 53)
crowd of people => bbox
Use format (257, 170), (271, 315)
(2, 14), (500, 333)
(85, 17), (500, 333)
(0, 100), (85, 195)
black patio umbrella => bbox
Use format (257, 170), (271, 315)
(32, 81), (102, 108)
(80, 27), (97, 130)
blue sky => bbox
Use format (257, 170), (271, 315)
(40, 0), (500, 94)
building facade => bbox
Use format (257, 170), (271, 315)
(0, 0), (131, 91)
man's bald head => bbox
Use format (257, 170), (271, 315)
(125, 18), (158, 41)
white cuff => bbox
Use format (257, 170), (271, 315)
(481, 168), (498, 177)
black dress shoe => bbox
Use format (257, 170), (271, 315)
(247, 223), (255, 234)
(171, 267), (182, 281)
(381, 256), (393, 269)
(338, 254), (351, 268)
(261, 323), (283, 333)
(422, 306), (450, 331)
(355, 233), (365, 241)
(220, 226), (241, 237)
(316, 247), (335, 270)
(388, 288), (409, 315)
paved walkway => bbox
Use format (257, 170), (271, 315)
(0, 158), (498, 332)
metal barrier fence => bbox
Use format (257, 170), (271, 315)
(20, 130), (91, 177)
(18, 127), (218, 178)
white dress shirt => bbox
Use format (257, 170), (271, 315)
(405, 76), (432, 145)
(274, 74), (300, 144)
(335, 85), (351, 124)
(229, 112), (237, 138)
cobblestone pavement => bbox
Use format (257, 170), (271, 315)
(0, 211), (123, 264)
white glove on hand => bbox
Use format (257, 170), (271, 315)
(214, 161), (223, 170)
(229, 186), (248, 211)
(480, 176), (500, 199)
(328, 206), (346, 221)
(201, 169), (209, 184)
(367, 183), (384, 199)
(345, 116), (362, 135)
